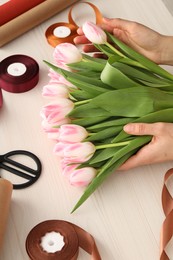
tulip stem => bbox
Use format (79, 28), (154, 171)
(96, 141), (130, 150)
(106, 42), (126, 58)
(75, 99), (91, 105)
(88, 133), (95, 136)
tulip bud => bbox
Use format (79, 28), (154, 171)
(59, 124), (88, 143)
(61, 161), (79, 178)
(40, 98), (74, 124)
(82, 21), (107, 44)
(54, 142), (96, 163)
(53, 43), (82, 67)
(69, 167), (97, 187)
(48, 69), (75, 87)
(41, 118), (71, 133)
(42, 84), (69, 99)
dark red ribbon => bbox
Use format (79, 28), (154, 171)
(0, 54), (39, 108)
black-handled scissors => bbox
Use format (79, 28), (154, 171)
(0, 150), (42, 189)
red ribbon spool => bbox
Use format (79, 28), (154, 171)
(0, 54), (39, 108)
(0, 54), (39, 93)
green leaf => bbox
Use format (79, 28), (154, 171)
(94, 44), (117, 57)
(69, 103), (111, 118)
(89, 147), (120, 164)
(67, 77), (108, 96)
(82, 53), (107, 64)
(70, 89), (94, 100)
(90, 87), (173, 117)
(101, 56), (140, 88)
(87, 117), (135, 130)
(71, 149), (136, 213)
(72, 117), (110, 127)
(112, 62), (171, 85)
(67, 60), (105, 72)
(86, 126), (122, 141)
(106, 32), (173, 81)
(99, 136), (151, 173)
(44, 61), (111, 89)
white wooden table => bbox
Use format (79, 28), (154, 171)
(1, 0), (173, 259)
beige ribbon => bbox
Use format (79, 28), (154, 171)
(160, 168), (173, 260)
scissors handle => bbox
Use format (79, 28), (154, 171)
(0, 150), (42, 189)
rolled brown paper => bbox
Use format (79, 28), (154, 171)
(0, 0), (79, 47)
(0, 179), (13, 252)
(26, 220), (101, 260)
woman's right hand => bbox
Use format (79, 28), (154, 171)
(74, 17), (173, 65)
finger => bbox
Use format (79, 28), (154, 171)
(123, 123), (163, 136)
(118, 154), (143, 170)
(118, 146), (152, 170)
(77, 27), (83, 35)
(93, 53), (108, 59)
(83, 45), (99, 53)
(102, 17), (133, 30)
(74, 35), (90, 45)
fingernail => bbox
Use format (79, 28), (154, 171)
(123, 124), (133, 133)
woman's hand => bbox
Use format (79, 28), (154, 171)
(118, 122), (173, 170)
(74, 17), (173, 65)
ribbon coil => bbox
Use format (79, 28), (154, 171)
(160, 168), (173, 260)
(26, 220), (101, 260)
(45, 2), (103, 47)
(0, 54), (39, 107)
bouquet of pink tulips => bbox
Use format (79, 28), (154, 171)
(41, 21), (173, 212)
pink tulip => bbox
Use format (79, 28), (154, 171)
(61, 161), (79, 178)
(48, 69), (75, 87)
(82, 21), (107, 44)
(40, 98), (74, 124)
(41, 118), (71, 133)
(59, 124), (88, 143)
(46, 129), (60, 140)
(54, 142), (96, 163)
(69, 167), (97, 187)
(42, 84), (69, 98)
(42, 118), (71, 140)
(53, 43), (82, 67)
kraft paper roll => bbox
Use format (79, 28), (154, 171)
(0, 179), (13, 252)
(26, 220), (101, 260)
(0, 0), (79, 47)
